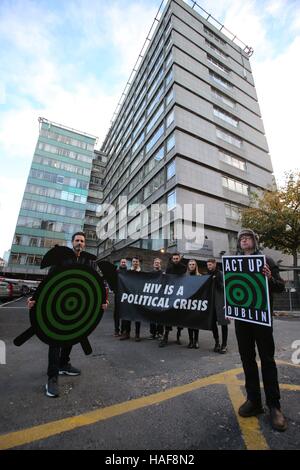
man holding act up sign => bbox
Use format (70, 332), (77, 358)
(223, 229), (287, 432)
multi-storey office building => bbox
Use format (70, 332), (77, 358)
(97, 0), (275, 262)
(7, 117), (97, 277)
(83, 149), (107, 255)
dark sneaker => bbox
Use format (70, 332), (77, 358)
(59, 363), (81, 376)
(187, 341), (193, 349)
(193, 341), (199, 349)
(135, 335), (141, 342)
(238, 400), (264, 417)
(213, 343), (221, 353)
(270, 407), (288, 432)
(45, 376), (59, 397)
(219, 345), (227, 354)
(147, 335), (156, 340)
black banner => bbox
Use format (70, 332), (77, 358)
(117, 271), (213, 330)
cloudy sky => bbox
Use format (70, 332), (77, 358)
(0, 0), (299, 257)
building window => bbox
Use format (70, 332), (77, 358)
(167, 160), (176, 180)
(146, 104), (164, 134)
(167, 190), (176, 210)
(216, 128), (242, 148)
(144, 146), (164, 174)
(213, 107), (238, 127)
(132, 132), (145, 154)
(203, 26), (226, 46)
(225, 203), (240, 221)
(143, 171), (164, 200)
(166, 133), (175, 153)
(207, 55), (230, 74)
(166, 110), (174, 128)
(209, 71), (233, 90)
(165, 88), (174, 107)
(211, 88), (235, 108)
(219, 150), (246, 171)
(165, 68), (173, 86)
(206, 40), (228, 59)
(222, 176), (248, 195)
(145, 124), (164, 154)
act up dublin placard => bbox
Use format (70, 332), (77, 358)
(222, 255), (271, 327)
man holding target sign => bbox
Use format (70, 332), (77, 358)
(23, 232), (108, 398)
(224, 229), (287, 432)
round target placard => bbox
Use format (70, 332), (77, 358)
(14, 265), (105, 355)
(224, 272), (268, 310)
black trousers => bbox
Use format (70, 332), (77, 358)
(47, 345), (72, 379)
(121, 320), (141, 336)
(150, 323), (164, 336)
(235, 320), (280, 409)
(113, 300), (120, 334)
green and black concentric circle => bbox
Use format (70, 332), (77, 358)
(30, 265), (105, 347)
(224, 272), (268, 310)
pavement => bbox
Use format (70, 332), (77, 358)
(0, 297), (299, 451)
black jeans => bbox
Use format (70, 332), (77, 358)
(113, 299), (120, 334)
(121, 320), (140, 336)
(47, 345), (72, 379)
(235, 320), (280, 409)
(212, 323), (228, 346)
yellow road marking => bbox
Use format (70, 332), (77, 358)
(0, 363), (298, 450)
(224, 374), (269, 450)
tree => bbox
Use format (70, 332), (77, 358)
(240, 171), (300, 283)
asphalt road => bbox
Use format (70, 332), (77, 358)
(0, 297), (299, 451)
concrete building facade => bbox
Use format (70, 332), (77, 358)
(97, 0), (275, 263)
(7, 117), (97, 277)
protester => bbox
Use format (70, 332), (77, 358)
(159, 253), (186, 347)
(234, 228), (287, 432)
(120, 256), (142, 342)
(114, 258), (128, 337)
(186, 259), (201, 349)
(206, 258), (229, 354)
(27, 232), (108, 398)
(148, 258), (164, 340)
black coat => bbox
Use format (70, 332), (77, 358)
(209, 269), (229, 326)
(166, 261), (187, 275)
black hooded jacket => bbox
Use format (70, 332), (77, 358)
(166, 260), (187, 275)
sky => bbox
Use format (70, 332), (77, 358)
(0, 0), (299, 258)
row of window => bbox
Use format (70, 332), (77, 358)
(40, 129), (95, 151)
(30, 169), (89, 189)
(106, 132), (175, 204)
(105, 15), (173, 155)
(37, 142), (94, 164)
(222, 176), (248, 195)
(33, 155), (91, 177)
(25, 184), (87, 204)
(17, 216), (82, 234)
(106, 71), (174, 179)
(21, 199), (85, 219)
(10, 253), (43, 266)
(13, 235), (67, 249)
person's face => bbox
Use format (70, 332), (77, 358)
(239, 235), (254, 252)
(153, 259), (161, 270)
(207, 261), (216, 272)
(132, 258), (140, 269)
(72, 235), (85, 252)
(188, 261), (197, 272)
(120, 259), (127, 268)
(172, 255), (180, 264)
